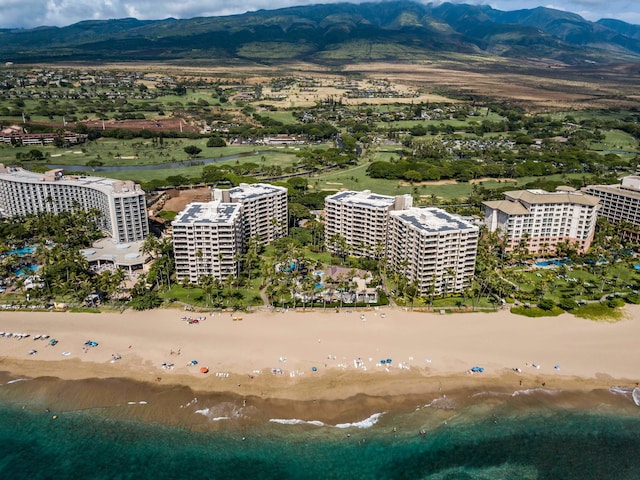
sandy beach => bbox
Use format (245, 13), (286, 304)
(1, 305), (639, 401)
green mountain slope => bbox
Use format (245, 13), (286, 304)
(0, 1), (639, 65)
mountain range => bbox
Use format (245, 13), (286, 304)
(1, 1), (640, 65)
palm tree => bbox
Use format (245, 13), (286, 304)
(142, 234), (160, 260)
(243, 236), (260, 282)
(224, 274), (235, 306)
(328, 234), (350, 264)
(406, 279), (420, 310)
(300, 275), (316, 310)
(199, 275), (214, 306)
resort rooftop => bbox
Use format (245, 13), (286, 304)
(327, 190), (401, 208)
(0, 165), (143, 197)
(226, 183), (287, 200)
(390, 207), (478, 234)
(172, 201), (242, 225)
(504, 189), (599, 206)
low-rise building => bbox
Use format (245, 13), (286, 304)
(483, 188), (599, 254)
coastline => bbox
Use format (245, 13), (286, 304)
(1, 305), (640, 426)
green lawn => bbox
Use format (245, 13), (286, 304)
(589, 129), (639, 153)
(311, 164), (594, 202)
(503, 259), (640, 305)
(257, 110), (299, 124)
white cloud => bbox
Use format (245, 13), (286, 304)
(0, 0), (638, 29)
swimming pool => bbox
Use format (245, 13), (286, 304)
(7, 246), (36, 257)
(16, 265), (38, 276)
(535, 259), (569, 267)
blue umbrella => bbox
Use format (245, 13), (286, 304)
(312, 366), (317, 372)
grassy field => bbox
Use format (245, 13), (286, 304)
(589, 129), (639, 153)
(256, 110), (299, 124)
(503, 259), (640, 305)
(310, 162), (594, 201)
(0, 140), (304, 183)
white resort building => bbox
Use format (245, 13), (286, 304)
(387, 207), (479, 295)
(483, 188), (599, 255)
(583, 176), (640, 239)
(173, 184), (289, 284)
(324, 189), (478, 295)
(172, 201), (244, 283)
(324, 190), (412, 257)
(0, 165), (148, 243)
(214, 183), (288, 245)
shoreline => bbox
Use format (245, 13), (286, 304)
(1, 305), (640, 419)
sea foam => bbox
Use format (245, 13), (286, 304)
(335, 412), (384, 429)
(269, 418), (326, 427)
(268, 412), (385, 429)
(4, 378), (29, 385)
(194, 408), (232, 421)
(511, 388), (559, 397)
(609, 386), (640, 406)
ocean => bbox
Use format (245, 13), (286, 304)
(1, 375), (640, 479)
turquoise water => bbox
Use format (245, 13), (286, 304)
(535, 259), (569, 267)
(1, 384), (640, 479)
(16, 265), (38, 276)
(6, 246), (36, 257)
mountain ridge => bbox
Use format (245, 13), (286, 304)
(1, 1), (639, 65)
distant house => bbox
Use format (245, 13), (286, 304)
(0, 128), (87, 146)
(261, 134), (304, 145)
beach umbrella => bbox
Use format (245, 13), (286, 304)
(380, 359), (386, 364)
(386, 358), (392, 364)
(311, 366), (317, 372)
(190, 360), (198, 365)
(200, 367), (209, 374)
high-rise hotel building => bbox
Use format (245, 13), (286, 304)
(583, 176), (640, 232)
(483, 188), (599, 254)
(324, 190), (412, 258)
(174, 183), (289, 283)
(0, 165), (148, 243)
(324, 190), (477, 295)
(172, 201), (244, 283)
(387, 207), (479, 295)
(213, 183), (288, 245)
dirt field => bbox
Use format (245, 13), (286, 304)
(85, 58), (640, 111)
(31, 117), (201, 133)
(343, 60), (640, 111)
(41, 55), (640, 114)
(82, 117), (200, 133)
(161, 187), (212, 213)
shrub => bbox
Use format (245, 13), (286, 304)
(511, 306), (563, 317)
(625, 293), (640, 304)
(537, 298), (555, 311)
(207, 137), (226, 147)
(573, 302), (624, 321)
(557, 298), (578, 311)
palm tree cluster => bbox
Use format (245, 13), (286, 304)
(0, 209), (125, 304)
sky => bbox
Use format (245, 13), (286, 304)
(1, 0), (639, 30)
